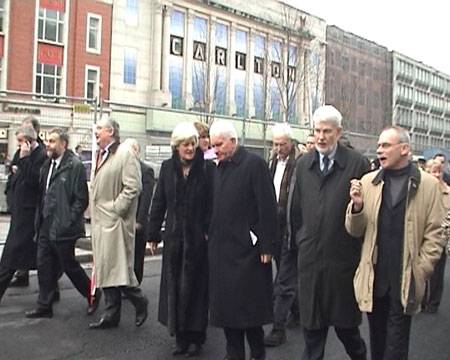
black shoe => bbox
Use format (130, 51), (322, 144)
(185, 344), (202, 357)
(25, 307), (53, 318)
(422, 305), (438, 313)
(264, 328), (286, 347)
(87, 289), (102, 316)
(9, 276), (29, 287)
(89, 316), (119, 329)
(135, 296), (148, 327)
(172, 343), (189, 356)
(52, 291), (60, 303)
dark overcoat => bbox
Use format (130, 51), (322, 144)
(209, 146), (278, 328)
(291, 144), (369, 330)
(35, 150), (89, 242)
(0, 143), (47, 269)
(148, 148), (214, 335)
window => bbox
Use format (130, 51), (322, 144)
(35, 63), (62, 96)
(85, 66), (99, 100)
(38, 8), (64, 44)
(123, 48), (137, 85)
(125, 0), (138, 26)
(86, 14), (102, 54)
(0, 0), (5, 33)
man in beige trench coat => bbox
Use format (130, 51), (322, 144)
(89, 118), (148, 330)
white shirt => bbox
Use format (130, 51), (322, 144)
(273, 157), (287, 202)
(319, 144), (338, 172)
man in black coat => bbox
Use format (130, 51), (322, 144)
(25, 128), (100, 318)
(126, 139), (156, 284)
(0, 126), (47, 303)
(265, 123), (302, 347)
(5, 116), (45, 287)
(291, 106), (369, 360)
(209, 120), (278, 360)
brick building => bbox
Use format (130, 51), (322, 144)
(325, 25), (392, 156)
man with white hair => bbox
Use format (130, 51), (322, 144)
(264, 123), (301, 347)
(291, 105), (369, 360)
(88, 119), (148, 330)
(209, 120), (278, 360)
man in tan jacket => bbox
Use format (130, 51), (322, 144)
(346, 126), (445, 360)
(89, 119), (148, 330)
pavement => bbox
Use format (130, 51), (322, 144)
(0, 214), (159, 264)
(1, 260), (450, 359)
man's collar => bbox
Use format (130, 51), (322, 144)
(309, 143), (346, 169)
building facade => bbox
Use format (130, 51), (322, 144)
(108, 0), (327, 160)
(325, 25), (392, 155)
(392, 51), (450, 154)
(0, 0), (112, 157)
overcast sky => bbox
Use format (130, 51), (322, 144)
(284, 0), (449, 75)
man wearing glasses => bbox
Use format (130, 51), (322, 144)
(346, 126), (445, 360)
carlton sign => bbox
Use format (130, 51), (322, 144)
(170, 35), (296, 82)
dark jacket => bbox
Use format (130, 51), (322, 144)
(269, 145), (302, 249)
(291, 144), (369, 330)
(0, 143), (47, 269)
(209, 146), (278, 328)
(35, 150), (89, 242)
(136, 161), (155, 237)
(148, 148), (214, 335)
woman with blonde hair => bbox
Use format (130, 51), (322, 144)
(148, 122), (214, 357)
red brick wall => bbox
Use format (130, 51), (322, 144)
(7, 0), (37, 92)
(66, 0), (112, 100)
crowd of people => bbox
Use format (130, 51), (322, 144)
(0, 106), (448, 360)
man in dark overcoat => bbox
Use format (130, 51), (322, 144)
(0, 125), (47, 303)
(265, 122), (302, 347)
(291, 105), (369, 360)
(126, 139), (156, 284)
(209, 120), (278, 360)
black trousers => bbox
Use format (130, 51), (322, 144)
(273, 241), (298, 329)
(367, 293), (411, 360)
(224, 327), (265, 360)
(302, 326), (367, 360)
(102, 286), (147, 322)
(0, 265), (17, 302)
(176, 330), (207, 347)
(134, 229), (146, 284)
(423, 250), (447, 310)
(37, 231), (90, 309)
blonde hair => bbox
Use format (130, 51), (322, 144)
(170, 122), (199, 148)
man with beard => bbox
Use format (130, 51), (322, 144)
(25, 128), (100, 318)
(291, 105), (369, 360)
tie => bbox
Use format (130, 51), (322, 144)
(46, 160), (56, 191)
(96, 149), (106, 170)
(322, 155), (330, 175)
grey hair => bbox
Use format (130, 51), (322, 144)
(49, 127), (69, 148)
(382, 125), (411, 144)
(313, 105), (342, 128)
(271, 122), (293, 139)
(16, 126), (37, 141)
(99, 118), (120, 142)
(209, 120), (238, 143)
(22, 115), (41, 132)
(170, 122), (199, 148)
